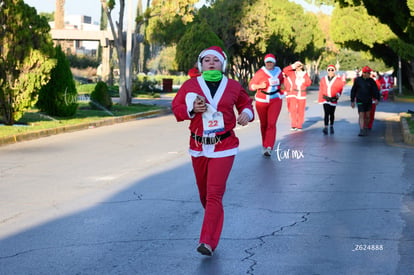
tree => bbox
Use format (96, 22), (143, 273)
(100, 0), (199, 105)
(327, 0), (414, 92)
(39, 12), (54, 22)
(100, 0), (150, 105)
(144, 0), (324, 87)
(148, 0), (198, 26)
(37, 45), (78, 117)
(100, 0), (130, 105)
(0, 0), (56, 125)
(146, 45), (178, 74)
(145, 0), (200, 73)
(351, 0), (414, 91)
(197, 0), (324, 86)
(90, 81), (112, 110)
(175, 20), (225, 73)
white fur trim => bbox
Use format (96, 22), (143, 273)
(185, 92), (199, 117)
(199, 49), (225, 64)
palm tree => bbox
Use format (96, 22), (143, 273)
(55, 0), (65, 29)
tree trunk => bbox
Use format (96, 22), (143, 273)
(310, 55), (322, 85)
(402, 59), (414, 93)
(0, 95), (14, 125)
(118, 50), (128, 105)
(101, 0), (129, 106)
(407, 59), (414, 93)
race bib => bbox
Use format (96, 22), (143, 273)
(202, 111), (225, 135)
(269, 77), (280, 86)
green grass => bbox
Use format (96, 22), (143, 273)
(0, 79), (172, 139)
(0, 102), (160, 138)
(408, 116), (414, 134)
(392, 86), (414, 97)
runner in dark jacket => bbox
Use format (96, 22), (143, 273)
(350, 66), (380, 136)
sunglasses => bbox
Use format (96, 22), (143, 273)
(327, 69), (335, 72)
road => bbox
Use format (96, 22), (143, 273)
(0, 89), (413, 274)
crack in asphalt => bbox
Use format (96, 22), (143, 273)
(0, 236), (206, 261)
(241, 212), (310, 275)
(0, 212), (23, 224)
(99, 192), (198, 205)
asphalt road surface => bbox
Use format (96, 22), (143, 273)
(0, 89), (413, 274)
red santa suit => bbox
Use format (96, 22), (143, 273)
(173, 76), (254, 157)
(172, 72), (254, 252)
(283, 73), (293, 113)
(318, 75), (344, 105)
(318, 68), (345, 132)
(249, 54), (284, 151)
(366, 75), (381, 129)
(283, 62), (312, 130)
(379, 74), (393, 101)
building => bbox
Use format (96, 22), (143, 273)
(50, 14), (100, 56)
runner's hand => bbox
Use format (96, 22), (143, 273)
(193, 96), (207, 113)
(237, 112), (249, 126)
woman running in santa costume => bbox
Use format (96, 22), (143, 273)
(283, 61), (311, 131)
(249, 53), (284, 157)
(318, 64), (345, 134)
(172, 46), (254, 256)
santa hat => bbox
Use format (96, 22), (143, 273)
(327, 65), (336, 72)
(264, 53), (276, 64)
(198, 46), (227, 72)
(362, 66), (372, 73)
(293, 61), (303, 69)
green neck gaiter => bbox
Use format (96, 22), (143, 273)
(202, 70), (223, 82)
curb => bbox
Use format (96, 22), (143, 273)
(400, 112), (414, 145)
(0, 108), (171, 147)
(394, 96), (414, 103)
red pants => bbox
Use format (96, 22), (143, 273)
(286, 96), (293, 113)
(365, 103), (376, 129)
(256, 99), (282, 149)
(289, 97), (306, 129)
(191, 155), (235, 251)
(382, 90), (389, 101)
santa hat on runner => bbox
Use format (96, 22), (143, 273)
(362, 66), (372, 73)
(264, 53), (276, 64)
(197, 46), (227, 72)
(327, 64), (336, 72)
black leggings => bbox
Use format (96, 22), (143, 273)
(323, 104), (336, 126)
